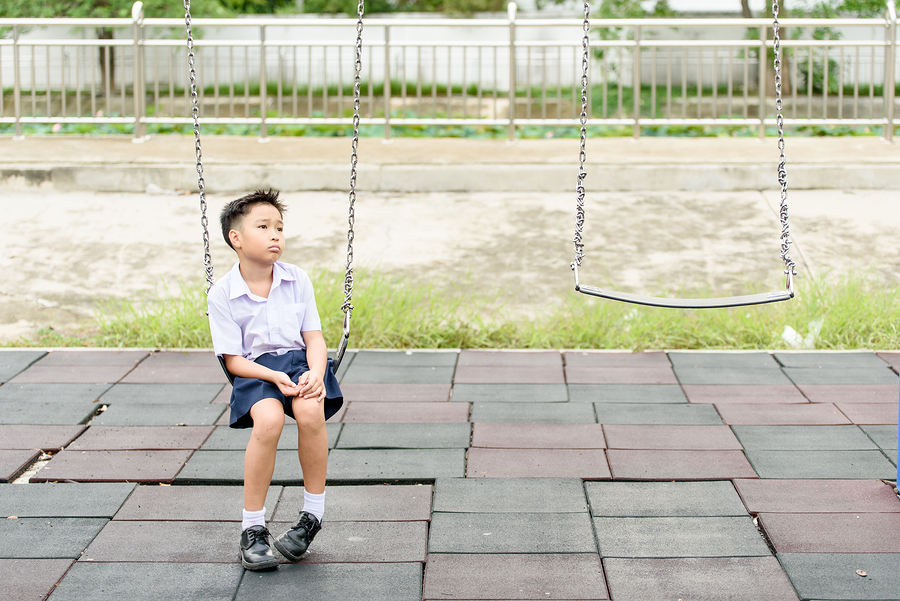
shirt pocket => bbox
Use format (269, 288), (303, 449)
(283, 302), (307, 336)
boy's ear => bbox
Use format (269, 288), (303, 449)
(228, 228), (241, 249)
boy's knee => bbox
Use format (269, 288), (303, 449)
(292, 398), (325, 430)
(250, 401), (285, 441)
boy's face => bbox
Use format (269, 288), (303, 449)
(229, 203), (285, 265)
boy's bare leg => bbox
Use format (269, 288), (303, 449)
(243, 398), (285, 511)
(292, 396), (328, 494)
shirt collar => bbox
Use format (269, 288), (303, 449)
(227, 261), (296, 301)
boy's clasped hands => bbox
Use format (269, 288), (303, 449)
(272, 370), (326, 402)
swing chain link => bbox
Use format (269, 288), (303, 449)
(572, 0), (590, 270)
(343, 0), (364, 318)
(772, 1), (797, 283)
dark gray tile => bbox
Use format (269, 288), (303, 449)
(81, 520), (236, 562)
(0, 449), (39, 482)
(31, 450), (193, 484)
(99, 384), (225, 404)
(333, 350), (355, 382)
(336, 423), (470, 449)
(470, 403), (596, 424)
(200, 424), (341, 450)
(433, 478), (588, 513)
(784, 367), (899, 385)
(458, 350), (561, 367)
(114, 485), (281, 521)
(0, 401), (98, 425)
(429, 512), (596, 553)
(269, 521), (428, 563)
(674, 367), (792, 385)
(0, 518), (107, 558)
(450, 384), (568, 403)
(569, 385), (687, 404)
(745, 450), (897, 479)
(0, 483), (135, 517)
(778, 553), (900, 601)
(352, 351), (458, 367)
(274, 485), (432, 522)
(774, 352), (888, 369)
(594, 517), (770, 558)
(595, 403), (723, 425)
(0, 559), (74, 601)
(176, 450), (302, 484)
(92, 402), (226, 426)
(327, 449), (465, 480)
(732, 425), (879, 450)
(235, 562), (423, 601)
(0, 383), (110, 403)
(49, 562), (244, 601)
(0, 351), (46, 382)
(586, 481), (748, 517)
(861, 425), (898, 450)
(0, 425), (86, 451)
(668, 352), (780, 369)
(342, 365), (455, 384)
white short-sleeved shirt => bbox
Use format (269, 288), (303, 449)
(207, 261), (322, 361)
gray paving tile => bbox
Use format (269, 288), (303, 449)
(333, 350), (355, 382)
(352, 350), (458, 367)
(604, 557), (800, 601)
(274, 484), (432, 522)
(674, 367), (792, 385)
(778, 553), (900, 601)
(594, 516), (770, 558)
(235, 562), (423, 601)
(0, 383), (110, 403)
(745, 450), (897, 479)
(458, 350), (561, 367)
(668, 352), (780, 369)
(269, 520), (428, 563)
(433, 478), (588, 513)
(586, 481), (748, 517)
(454, 366), (565, 385)
(595, 403), (722, 425)
(68, 426), (215, 450)
(862, 425), (898, 450)
(564, 352), (670, 367)
(200, 424), (341, 450)
(0, 518), (107, 558)
(82, 520), (236, 562)
(0, 449), (39, 482)
(470, 423), (606, 449)
(340, 383), (451, 402)
(99, 383), (225, 404)
(467, 448), (610, 479)
(470, 403), (596, 424)
(327, 449), (466, 480)
(49, 562), (244, 601)
(569, 384), (686, 403)
(0, 351), (46, 382)
(35, 351), (148, 367)
(429, 512), (596, 553)
(92, 402), (226, 426)
(774, 352), (888, 369)
(341, 365), (455, 384)
(115, 485), (281, 521)
(0, 400), (99, 426)
(450, 384), (568, 403)
(423, 554), (608, 600)
(784, 367), (899, 385)
(732, 425), (879, 450)
(336, 423), (470, 449)
(176, 450), (302, 484)
(0, 425), (86, 450)
(0, 482), (135, 517)
(31, 450), (193, 483)
(0, 559), (74, 601)
(734, 479), (900, 514)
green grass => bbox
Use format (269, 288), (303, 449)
(5, 270), (900, 350)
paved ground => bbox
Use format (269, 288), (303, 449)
(1, 348), (898, 601)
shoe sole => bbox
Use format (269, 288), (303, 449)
(240, 553), (279, 571)
(272, 536), (305, 562)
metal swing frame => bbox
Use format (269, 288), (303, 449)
(183, 0), (363, 382)
(571, 0), (797, 310)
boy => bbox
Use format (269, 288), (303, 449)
(207, 190), (343, 571)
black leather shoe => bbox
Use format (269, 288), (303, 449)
(273, 511), (321, 561)
(240, 525), (279, 571)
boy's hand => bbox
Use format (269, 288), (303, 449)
(273, 371), (302, 398)
(297, 371), (326, 402)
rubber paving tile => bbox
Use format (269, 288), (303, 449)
(352, 350), (459, 367)
(212, 384), (231, 403)
(682, 385), (808, 404)
(341, 365), (455, 384)
(0, 482), (135, 517)
(91, 402), (227, 426)
(341, 401), (469, 423)
(234, 563), (423, 601)
(453, 366), (565, 385)
(423, 553), (609, 600)
(428, 512), (597, 553)
(470, 403), (596, 424)
(67, 426), (215, 450)
(715, 403), (852, 425)
(760, 513), (900, 553)
(774, 352), (889, 369)
(563, 351), (671, 367)
(120, 359), (226, 384)
(667, 352), (781, 369)
(327, 449), (466, 480)
(861, 425), (899, 450)
(0, 425), (85, 450)
(49, 562), (244, 601)
(130, 351), (221, 366)
(7, 365), (135, 384)
(466, 448), (610, 479)
(0, 382), (110, 403)
(0, 518), (108, 558)
(673, 367), (793, 385)
(607, 450), (757, 480)
(35, 350), (148, 367)
(604, 557), (800, 601)
(731, 425), (879, 450)
(603, 425), (741, 450)
(450, 384), (568, 403)
(568, 384), (686, 404)
(744, 450), (897, 479)
(585, 481), (749, 517)
(99, 383), (225, 404)
(836, 402), (899, 424)
(594, 516), (770, 557)
(81, 521), (236, 562)
(458, 350), (561, 367)
(594, 403), (723, 425)
(784, 367), (900, 386)
(268, 520), (428, 563)
(0, 350), (46, 382)
(877, 351), (899, 371)
(734, 479), (900, 514)
(565, 367), (677, 385)
(216, 406), (346, 426)
(0, 449), (39, 482)
(0, 559), (74, 601)
(31, 449), (193, 483)
(0, 400), (99, 426)
(340, 383), (451, 402)
(274, 484), (433, 522)
(336, 423), (471, 449)
(777, 553), (900, 601)
(176, 450), (303, 484)
(114, 485), (281, 521)
(200, 423), (341, 450)
(432, 478), (588, 513)
(470, 423), (606, 449)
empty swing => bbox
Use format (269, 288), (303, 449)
(183, 0), (364, 382)
(570, 1), (797, 309)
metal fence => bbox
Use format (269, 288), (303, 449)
(0, 1), (897, 141)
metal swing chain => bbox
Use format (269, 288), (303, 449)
(571, 0), (590, 270)
(343, 0), (364, 319)
(772, 1), (797, 285)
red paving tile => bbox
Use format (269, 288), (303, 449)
(759, 513), (900, 553)
(471, 423), (606, 449)
(877, 352), (899, 371)
(341, 402), (469, 423)
(0, 425), (85, 450)
(607, 450), (757, 480)
(564, 352), (671, 367)
(120, 364), (226, 384)
(799, 385), (899, 403)
(7, 365), (134, 384)
(734, 479), (900, 513)
(340, 383), (451, 402)
(66, 426), (215, 450)
(565, 367), (678, 385)
(603, 425), (742, 450)
(682, 385), (808, 404)
(466, 448), (610, 479)
(716, 403), (852, 425)
(453, 366), (565, 384)
(30, 449), (192, 483)
(34, 351), (148, 367)
(458, 350), (562, 367)
(212, 384), (232, 404)
(142, 352), (221, 366)
(0, 449), (40, 482)
(836, 403), (899, 425)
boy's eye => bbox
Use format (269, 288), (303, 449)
(259, 225), (267, 229)
(277, 227), (283, 232)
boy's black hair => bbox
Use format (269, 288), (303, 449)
(220, 189), (287, 250)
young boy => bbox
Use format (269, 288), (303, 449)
(207, 190), (343, 571)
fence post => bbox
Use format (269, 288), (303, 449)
(633, 25), (641, 139)
(885, 2), (896, 143)
(260, 25), (268, 140)
(12, 25), (22, 139)
(758, 25), (767, 139)
(508, 2), (517, 141)
(384, 25), (391, 140)
(132, 1), (145, 141)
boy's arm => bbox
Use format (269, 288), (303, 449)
(297, 330), (328, 400)
(223, 354), (302, 398)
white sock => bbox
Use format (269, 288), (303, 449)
(242, 507), (266, 531)
(302, 489), (325, 523)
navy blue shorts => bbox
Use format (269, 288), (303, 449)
(229, 349), (343, 429)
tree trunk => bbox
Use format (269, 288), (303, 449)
(97, 28), (116, 95)
(741, 0), (753, 19)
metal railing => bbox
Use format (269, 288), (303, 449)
(0, 1), (896, 141)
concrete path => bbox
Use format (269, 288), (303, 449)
(1, 348), (898, 601)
